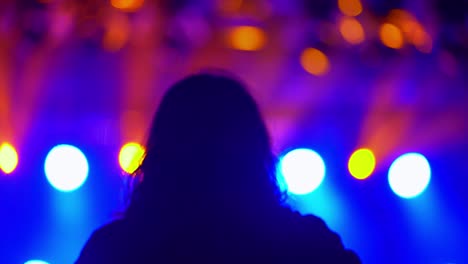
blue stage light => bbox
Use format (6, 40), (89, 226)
(278, 148), (326, 195)
(44, 144), (89, 192)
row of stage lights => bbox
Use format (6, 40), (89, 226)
(0, 142), (431, 199)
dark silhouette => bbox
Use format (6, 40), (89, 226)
(76, 73), (360, 263)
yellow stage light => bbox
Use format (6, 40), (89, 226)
(119, 142), (145, 174)
(0, 142), (18, 174)
(348, 148), (376, 180)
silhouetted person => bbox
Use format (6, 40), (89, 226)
(76, 73), (360, 263)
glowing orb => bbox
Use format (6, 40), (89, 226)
(119, 142), (145, 174)
(300, 48), (330, 76)
(388, 153), (431, 198)
(0, 142), (18, 174)
(339, 16), (365, 45)
(348, 148), (376, 180)
(44, 144), (89, 192)
(24, 260), (50, 264)
(111, 0), (144, 12)
(278, 148), (326, 195)
(379, 23), (404, 49)
(228, 25), (267, 51)
(338, 0), (363, 17)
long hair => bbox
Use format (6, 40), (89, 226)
(126, 73), (282, 222)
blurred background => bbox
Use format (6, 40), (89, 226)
(0, 0), (467, 263)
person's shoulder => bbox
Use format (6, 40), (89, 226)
(290, 211), (336, 237)
(274, 208), (361, 263)
(85, 218), (131, 247)
(93, 218), (129, 237)
(275, 207), (330, 232)
(76, 219), (130, 263)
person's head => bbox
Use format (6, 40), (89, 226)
(127, 73), (281, 220)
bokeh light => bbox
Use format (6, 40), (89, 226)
(102, 13), (130, 52)
(338, 0), (363, 17)
(300, 48), (330, 76)
(411, 27), (432, 53)
(0, 142), (18, 174)
(119, 142), (145, 174)
(24, 260), (49, 264)
(110, 0), (144, 12)
(388, 153), (431, 199)
(217, 0), (243, 14)
(379, 23), (404, 49)
(278, 148), (326, 195)
(388, 9), (414, 23)
(388, 9), (432, 53)
(339, 16), (365, 45)
(227, 25), (267, 51)
(348, 148), (375, 180)
(44, 144), (89, 192)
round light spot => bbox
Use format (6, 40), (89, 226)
(388, 153), (431, 198)
(338, 0), (363, 17)
(227, 25), (267, 51)
(119, 142), (145, 174)
(110, 0), (144, 12)
(44, 144), (89, 192)
(348, 148), (376, 180)
(0, 142), (18, 174)
(278, 148), (326, 195)
(339, 16), (365, 45)
(379, 23), (404, 49)
(300, 48), (330, 76)
(24, 260), (50, 264)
